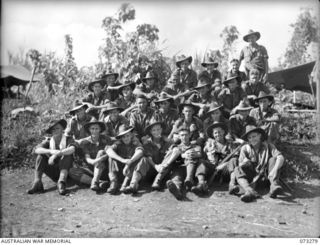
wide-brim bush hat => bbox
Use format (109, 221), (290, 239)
(101, 102), (124, 115)
(142, 71), (156, 82)
(45, 119), (67, 134)
(242, 125), (267, 142)
(254, 91), (274, 104)
(154, 92), (175, 104)
(201, 57), (219, 68)
(88, 79), (106, 92)
(116, 125), (134, 139)
(194, 78), (211, 90)
(232, 100), (253, 114)
(176, 55), (193, 68)
(69, 100), (89, 116)
(206, 121), (228, 138)
(145, 119), (165, 136)
(178, 100), (200, 115)
(243, 30), (261, 42)
(84, 118), (106, 134)
(207, 102), (223, 114)
(118, 80), (136, 94)
(223, 76), (242, 87)
(101, 70), (119, 81)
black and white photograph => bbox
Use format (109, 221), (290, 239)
(1, 0), (320, 240)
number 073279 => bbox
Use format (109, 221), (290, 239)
(299, 239), (319, 244)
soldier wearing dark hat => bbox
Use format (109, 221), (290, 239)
(239, 30), (269, 83)
(152, 93), (179, 137)
(203, 102), (229, 137)
(162, 72), (195, 105)
(217, 76), (247, 114)
(233, 125), (285, 202)
(68, 118), (112, 192)
(106, 125), (149, 194)
(249, 92), (280, 144)
(143, 119), (172, 189)
(229, 100), (256, 139)
(100, 102), (129, 140)
(101, 70), (121, 101)
(201, 56), (222, 83)
(188, 72), (220, 120)
(198, 122), (241, 195)
(65, 101), (93, 140)
(82, 78), (109, 119)
(27, 119), (77, 196)
(173, 55), (198, 90)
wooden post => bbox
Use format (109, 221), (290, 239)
(24, 65), (36, 99)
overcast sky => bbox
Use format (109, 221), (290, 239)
(1, 0), (318, 69)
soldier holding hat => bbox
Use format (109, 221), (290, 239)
(233, 125), (285, 202)
(27, 119), (77, 195)
(173, 54), (198, 91)
(249, 91), (281, 144)
(106, 125), (150, 194)
(239, 30), (269, 83)
(68, 118), (112, 192)
(217, 76), (247, 114)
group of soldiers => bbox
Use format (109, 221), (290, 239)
(27, 30), (285, 203)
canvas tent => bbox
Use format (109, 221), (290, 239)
(268, 61), (316, 93)
(1, 65), (42, 88)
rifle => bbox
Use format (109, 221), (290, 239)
(208, 142), (245, 186)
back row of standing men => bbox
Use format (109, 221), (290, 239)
(27, 30), (285, 203)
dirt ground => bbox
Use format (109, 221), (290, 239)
(1, 167), (319, 238)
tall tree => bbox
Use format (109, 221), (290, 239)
(219, 25), (240, 75)
(282, 8), (318, 68)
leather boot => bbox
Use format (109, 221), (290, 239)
(57, 181), (67, 195)
(90, 181), (100, 191)
(151, 173), (163, 191)
(191, 181), (208, 195)
(166, 180), (183, 200)
(228, 172), (240, 195)
(120, 177), (130, 193)
(237, 178), (259, 203)
(27, 181), (45, 194)
(107, 180), (119, 195)
(269, 179), (283, 198)
(99, 180), (109, 190)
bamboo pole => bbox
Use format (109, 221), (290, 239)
(24, 65), (37, 100)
